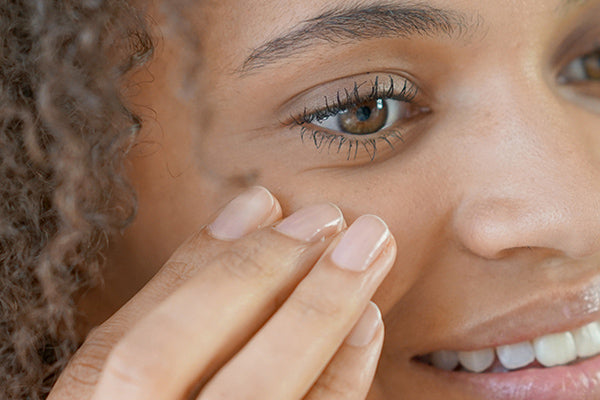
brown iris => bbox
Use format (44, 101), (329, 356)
(338, 99), (388, 135)
(583, 51), (600, 80)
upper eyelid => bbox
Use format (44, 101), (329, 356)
(551, 13), (600, 72)
(278, 72), (421, 119)
(284, 75), (420, 126)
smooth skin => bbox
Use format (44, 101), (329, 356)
(55, 0), (600, 399)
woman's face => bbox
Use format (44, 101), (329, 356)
(97, 0), (600, 398)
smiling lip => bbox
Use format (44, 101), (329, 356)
(402, 275), (600, 399)
(413, 353), (600, 400)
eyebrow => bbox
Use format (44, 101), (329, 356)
(239, 3), (476, 73)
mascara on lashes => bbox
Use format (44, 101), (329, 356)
(284, 75), (423, 161)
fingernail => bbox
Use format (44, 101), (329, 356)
(208, 187), (276, 240)
(274, 203), (344, 242)
(330, 215), (390, 271)
(346, 302), (382, 347)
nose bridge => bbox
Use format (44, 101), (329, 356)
(452, 76), (600, 260)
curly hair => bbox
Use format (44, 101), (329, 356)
(0, 0), (153, 398)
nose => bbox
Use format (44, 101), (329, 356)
(451, 85), (600, 260)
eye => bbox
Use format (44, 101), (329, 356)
(285, 75), (430, 162)
(313, 98), (420, 135)
(560, 48), (600, 82)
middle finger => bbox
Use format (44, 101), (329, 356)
(91, 202), (346, 400)
(198, 215), (395, 400)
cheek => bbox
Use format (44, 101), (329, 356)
(197, 115), (463, 312)
(271, 170), (451, 318)
(204, 152), (453, 312)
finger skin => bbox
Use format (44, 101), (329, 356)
(89, 216), (343, 400)
(197, 233), (396, 400)
(304, 317), (384, 400)
(48, 195), (282, 400)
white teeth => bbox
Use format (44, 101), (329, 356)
(496, 341), (535, 370)
(457, 349), (495, 373)
(572, 322), (600, 358)
(533, 332), (577, 367)
(429, 320), (600, 373)
(431, 350), (459, 371)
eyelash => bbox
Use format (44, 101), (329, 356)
(287, 76), (420, 161)
(284, 45), (599, 162)
(296, 125), (407, 162)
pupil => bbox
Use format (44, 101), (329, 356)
(337, 99), (388, 135)
(356, 106), (372, 122)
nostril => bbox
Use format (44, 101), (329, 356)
(452, 197), (600, 260)
(456, 222), (518, 260)
(452, 199), (530, 259)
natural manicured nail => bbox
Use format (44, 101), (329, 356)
(274, 203), (344, 242)
(330, 215), (390, 271)
(208, 187), (276, 240)
(346, 302), (382, 347)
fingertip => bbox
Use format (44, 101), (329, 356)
(207, 186), (281, 241)
(273, 203), (345, 242)
(304, 302), (384, 400)
(345, 302), (383, 348)
(258, 187), (283, 228)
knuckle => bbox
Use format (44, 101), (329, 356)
(310, 377), (355, 399)
(289, 288), (343, 320)
(101, 341), (162, 393)
(102, 350), (144, 387)
(60, 359), (104, 388)
(215, 245), (274, 282)
(60, 326), (117, 387)
(169, 231), (216, 266)
(157, 260), (198, 289)
(76, 335), (112, 366)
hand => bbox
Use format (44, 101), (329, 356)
(49, 187), (398, 400)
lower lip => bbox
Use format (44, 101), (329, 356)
(417, 353), (600, 400)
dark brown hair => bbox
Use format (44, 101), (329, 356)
(0, 0), (152, 398)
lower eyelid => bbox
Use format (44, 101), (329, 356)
(299, 126), (407, 161)
(295, 118), (419, 163)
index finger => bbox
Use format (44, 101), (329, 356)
(50, 186), (283, 398)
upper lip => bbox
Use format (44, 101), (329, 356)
(414, 272), (600, 356)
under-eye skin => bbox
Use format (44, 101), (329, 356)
(284, 75), (430, 161)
